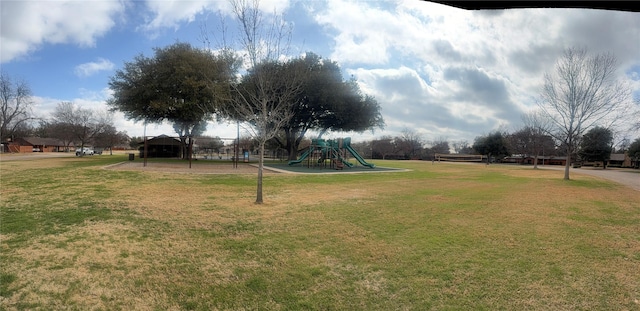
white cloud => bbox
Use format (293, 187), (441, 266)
(139, 0), (292, 37)
(0, 0), (125, 63)
(7, 0), (639, 144)
(311, 1), (640, 142)
(313, 0), (409, 65)
(74, 58), (115, 78)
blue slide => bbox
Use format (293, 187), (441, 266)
(288, 148), (311, 165)
(345, 145), (375, 168)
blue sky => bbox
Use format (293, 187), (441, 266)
(1, 0), (639, 146)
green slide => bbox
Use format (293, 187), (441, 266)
(338, 153), (354, 168)
(288, 148), (311, 165)
(345, 145), (375, 168)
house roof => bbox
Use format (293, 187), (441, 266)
(19, 137), (65, 146)
(610, 154), (627, 161)
(139, 135), (182, 146)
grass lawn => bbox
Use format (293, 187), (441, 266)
(1, 155), (639, 310)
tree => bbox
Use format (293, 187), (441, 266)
(452, 140), (474, 154)
(107, 42), (234, 158)
(94, 125), (129, 155)
(209, 0), (305, 204)
(633, 96), (640, 132)
(521, 110), (556, 168)
(129, 136), (143, 150)
(507, 111), (555, 168)
(508, 127), (556, 167)
(628, 138), (640, 168)
(0, 72), (36, 143)
(429, 138), (450, 157)
(372, 136), (397, 160)
(276, 53), (384, 160)
(396, 129), (424, 159)
(579, 126), (613, 169)
(538, 47), (631, 179)
(51, 102), (112, 155)
(197, 136), (225, 158)
(37, 120), (74, 151)
(173, 119), (207, 159)
(473, 131), (510, 164)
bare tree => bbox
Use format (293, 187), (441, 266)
(372, 136), (396, 160)
(633, 96), (640, 131)
(0, 72), (36, 143)
(52, 102), (113, 155)
(211, 0), (305, 204)
(396, 128), (424, 159)
(38, 120), (75, 152)
(94, 125), (129, 155)
(538, 47), (631, 180)
(520, 110), (555, 169)
(452, 140), (473, 154)
(429, 137), (451, 154)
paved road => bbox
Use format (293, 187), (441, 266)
(539, 165), (640, 191)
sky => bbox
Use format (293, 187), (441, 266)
(1, 0), (639, 147)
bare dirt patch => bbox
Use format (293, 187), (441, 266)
(106, 161), (279, 175)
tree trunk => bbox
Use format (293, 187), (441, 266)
(564, 153), (571, 180)
(285, 128), (307, 161)
(179, 137), (188, 159)
(286, 133), (297, 160)
(256, 142), (264, 204)
(533, 154), (539, 169)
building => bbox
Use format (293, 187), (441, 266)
(138, 135), (182, 158)
(6, 137), (67, 153)
(599, 153), (633, 168)
(501, 155), (567, 166)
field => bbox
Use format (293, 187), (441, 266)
(1, 155), (639, 310)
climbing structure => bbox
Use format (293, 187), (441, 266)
(288, 137), (375, 169)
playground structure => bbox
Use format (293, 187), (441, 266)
(288, 137), (375, 169)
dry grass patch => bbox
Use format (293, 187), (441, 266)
(0, 156), (97, 170)
(2, 158), (640, 310)
(3, 218), (242, 310)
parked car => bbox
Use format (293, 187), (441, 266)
(94, 148), (103, 155)
(76, 147), (94, 156)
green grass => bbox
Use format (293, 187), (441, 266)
(1, 156), (639, 310)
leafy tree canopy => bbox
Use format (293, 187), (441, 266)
(269, 52), (385, 159)
(107, 42), (235, 129)
(473, 131), (510, 163)
(579, 126), (613, 166)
